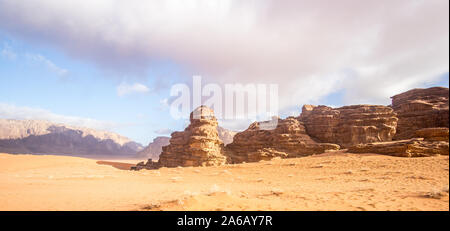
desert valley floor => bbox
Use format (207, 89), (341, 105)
(0, 152), (448, 211)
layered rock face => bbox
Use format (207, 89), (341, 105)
(135, 127), (234, 161)
(348, 138), (449, 157)
(299, 105), (398, 148)
(225, 117), (340, 163)
(414, 127), (449, 141)
(391, 87), (449, 140)
(0, 119), (143, 156)
(157, 106), (227, 167)
(348, 127), (449, 157)
(135, 136), (170, 160)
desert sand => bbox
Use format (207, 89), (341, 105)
(0, 152), (448, 211)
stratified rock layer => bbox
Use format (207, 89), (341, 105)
(392, 87), (449, 140)
(299, 105), (398, 148)
(348, 138), (449, 157)
(225, 117), (340, 163)
(415, 127), (449, 141)
(157, 106), (227, 167)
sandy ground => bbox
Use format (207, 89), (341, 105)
(0, 152), (448, 211)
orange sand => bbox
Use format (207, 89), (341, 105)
(0, 152), (448, 211)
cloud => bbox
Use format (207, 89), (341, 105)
(25, 53), (68, 76)
(1, 41), (68, 75)
(117, 82), (150, 97)
(159, 98), (169, 109)
(154, 128), (173, 135)
(0, 102), (118, 131)
(1, 42), (17, 60)
(0, 0), (448, 112)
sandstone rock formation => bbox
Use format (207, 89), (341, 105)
(391, 87), (449, 140)
(299, 105), (398, 148)
(414, 127), (449, 141)
(135, 127), (234, 161)
(131, 158), (160, 171)
(225, 117), (340, 163)
(157, 106), (227, 167)
(0, 119), (143, 156)
(136, 136), (170, 160)
(348, 138), (449, 157)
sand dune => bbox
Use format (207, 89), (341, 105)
(0, 152), (448, 211)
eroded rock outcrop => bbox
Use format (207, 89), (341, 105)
(225, 117), (340, 163)
(414, 127), (449, 141)
(348, 138), (449, 157)
(299, 105), (398, 148)
(157, 106), (227, 167)
(131, 158), (160, 171)
(391, 87), (449, 140)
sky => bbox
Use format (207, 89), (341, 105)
(0, 0), (448, 145)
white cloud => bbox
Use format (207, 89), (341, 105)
(0, 0), (447, 112)
(0, 102), (118, 131)
(1, 42), (17, 60)
(159, 98), (169, 109)
(154, 128), (173, 135)
(117, 82), (150, 97)
(1, 42), (68, 76)
(25, 53), (68, 76)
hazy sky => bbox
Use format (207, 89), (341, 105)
(0, 0), (448, 145)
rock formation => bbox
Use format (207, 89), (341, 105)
(391, 87), (449, 140)
(136, 136), (170, 160)
(157, 106), (227, 167)
(0, 119), (143, 156)
(225, 117), (340, 163)
(348, 138), (449, 157)
(414, 127), (449, 141)
(131, 158), (160, 171)
(299, 105), (398, 148)
(135, 127), (234, 161)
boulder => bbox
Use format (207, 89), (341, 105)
(391, 87), (449, 140)
(157, 106), (227, 167)
(299, 105), (398, 148)
(225, 117), (340, 163)
(131, 158), (160, 170)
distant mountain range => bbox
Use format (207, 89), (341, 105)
(0, 119), (143, 156)
(0, 119), (237, 158)
(136, 136), (170, 160)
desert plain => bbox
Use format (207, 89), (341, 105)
(0, 152), (448, 211)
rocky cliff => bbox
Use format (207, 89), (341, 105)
(348, 138), (449, 157)
(391, 87), (449, 140)
(0, 119), (143, 156)
(157, 106), (227, 167)
(299, 105), (398, 148)
(135, 136), (170, 160)
(225, 117), (339, 163)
